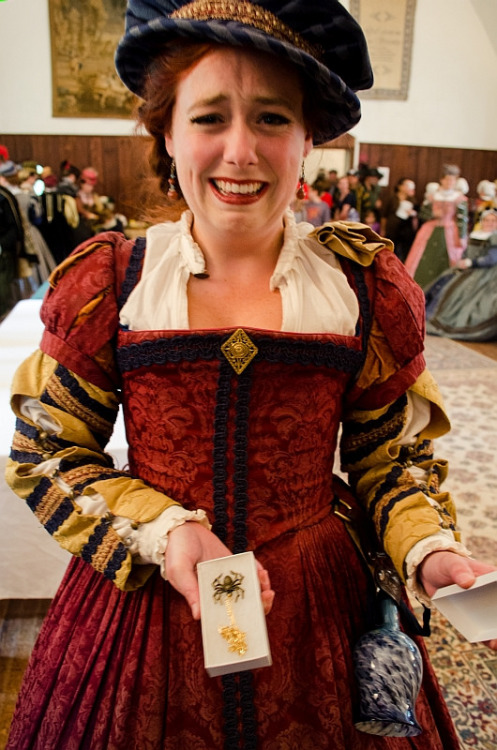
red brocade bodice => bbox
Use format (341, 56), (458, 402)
(117, 327), (363, 553)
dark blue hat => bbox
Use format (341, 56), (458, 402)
(115, 0), (373, 144)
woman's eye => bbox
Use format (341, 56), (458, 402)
(258, 113), (291, 126)
(190, 114), (223, 125)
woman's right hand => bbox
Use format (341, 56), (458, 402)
(164, 522), (275, 620)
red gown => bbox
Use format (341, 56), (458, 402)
(6, 233), (459, 749)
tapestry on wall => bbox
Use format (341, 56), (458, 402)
(49, 0), (135, 118)
(350, 0), (417, 100)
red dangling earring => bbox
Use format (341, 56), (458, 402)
(167, 159), (179, 200)
(296, 161), (306, 200)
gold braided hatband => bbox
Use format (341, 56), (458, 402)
(170, 0), (323, 60)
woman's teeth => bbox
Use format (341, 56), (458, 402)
(213, 180), (264, 196)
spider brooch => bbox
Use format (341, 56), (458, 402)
(212, 572), (245, 603)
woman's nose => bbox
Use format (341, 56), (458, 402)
(223, 121), (258, 167)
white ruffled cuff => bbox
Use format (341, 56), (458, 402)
(130, 506), (212, 578)
(405, 531), (472, 606)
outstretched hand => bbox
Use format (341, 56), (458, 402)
(164, 521), (275, 620)
(419, 550), (497, 650)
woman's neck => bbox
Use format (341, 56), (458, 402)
(191, 221), (285, 281)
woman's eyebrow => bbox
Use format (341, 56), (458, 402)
(187, 94), (294, 114)
(187, 94), (228, 113)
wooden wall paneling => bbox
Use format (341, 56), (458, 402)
(359, 143), (497, 216)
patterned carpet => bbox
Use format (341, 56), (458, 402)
(0, 335), (496, 749)
(422, 335), (497, 749)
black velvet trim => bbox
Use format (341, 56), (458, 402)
(50, 365), (117, 425)
(232, 369), (251, 555)
(26, 476), (51, 511)
(10, 449), (43, 465)
(342, 425), (404, 466)
(343, 394), (408, 438)
(15, 417), (38, 440)
(378, 485), (420, 539)
(45, 498), (73, 535)
(341, 396), (407, 465)
(239, 671), (258, 750)
(221, 674), (240, 750)
(220, 672), (257, 750)
(117, 237), (146, 309)
(81, 518), (110, 565)
(348, 261), (373, 355)
(58, 454), (116, 473)
(117, 334), (363, 374)
(103, 543), (128, 581)
(211, 360), (232, 544)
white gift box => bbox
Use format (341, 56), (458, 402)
(431, 570), (497, 642)
(197, 551), (272, 677)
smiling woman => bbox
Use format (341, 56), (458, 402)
(4, 1), (496, 749)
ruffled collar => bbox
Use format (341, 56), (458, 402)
(146, 208), (311, 289)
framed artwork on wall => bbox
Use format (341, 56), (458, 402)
(350, 0), (417, 100)
(49, 0), (136, 118)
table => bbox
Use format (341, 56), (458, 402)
(0, 300), (127, 599)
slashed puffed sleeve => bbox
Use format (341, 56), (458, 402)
(5, 234), (192, 591)
(310, 223), (462, 583)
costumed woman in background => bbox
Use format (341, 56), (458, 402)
(5, 2), (496, 749)
(472, 179), (497, 229)
(380, 177), (418, 263)
(15, 167), (57, 290)
(405, 164), (468, 289)
(425, 208), (497, 341)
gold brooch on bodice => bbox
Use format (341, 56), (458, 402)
(221, 329), (258, 375)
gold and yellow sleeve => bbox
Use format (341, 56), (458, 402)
(5, 350), (181, 591)
(340, 369), (460, 581)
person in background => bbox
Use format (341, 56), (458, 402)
(345, 168), (360, 201)
(362, 208), (380, 234)
(355, 166), (383, 222)
(327, 168), (338, 195)
(303, 184), (331, 226)
(381, 177), (418, 263)
(39, 170), (83, 265)
(16, 167), (56, 288)
(58, 161), (81, 198)
(472, 179), (497, 229)
(5, 2), (496, 749)
(405, 164), (468, 289)
(76, 166), (106, 234)
(425, 208), (497, 341)
(333, 174), (359, 221)
(0, 165), (25, 317)
(311, 167), (331, 193)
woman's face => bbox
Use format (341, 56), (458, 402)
(402, 180), (415, 196)
(165, 47), (312, 248)
(440, 174), (457, 191)
(481, 213), (497, 233)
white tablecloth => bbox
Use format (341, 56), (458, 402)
(0, 300), (127, 599)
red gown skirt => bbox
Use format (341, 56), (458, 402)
(7, 326), (460, 750)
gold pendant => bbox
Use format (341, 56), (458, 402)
(221, 329), (258, 375)
(212, 571), (248, 656)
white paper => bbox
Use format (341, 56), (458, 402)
(432, 570), (497, 642)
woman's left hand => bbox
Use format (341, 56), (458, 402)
(419, 550), (497, 650)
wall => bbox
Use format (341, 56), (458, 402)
(347, 0), (497, 150)
(1, 0), (497, 151)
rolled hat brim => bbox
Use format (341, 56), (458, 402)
(115, 10), (372, 144)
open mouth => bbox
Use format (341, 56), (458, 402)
(211, 179), (266, 198)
